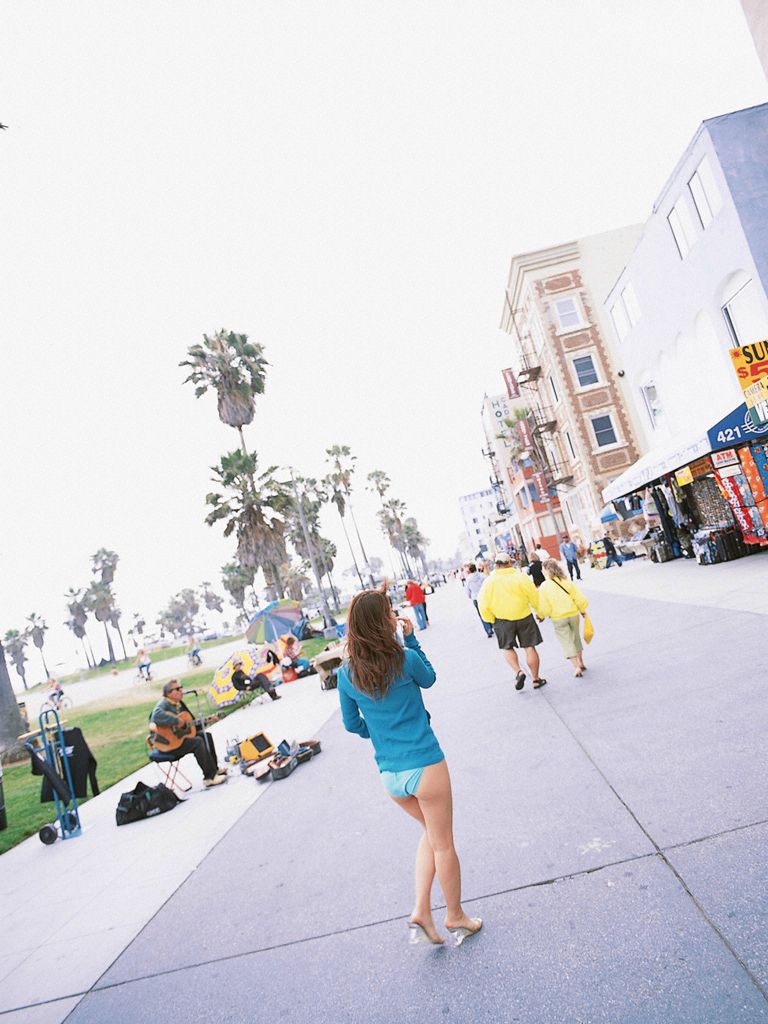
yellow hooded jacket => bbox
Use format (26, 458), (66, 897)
(477, 567), (540, 624)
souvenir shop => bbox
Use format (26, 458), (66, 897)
(605, 406), (768, 566)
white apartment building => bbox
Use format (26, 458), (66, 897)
(458, 488), (499, 560)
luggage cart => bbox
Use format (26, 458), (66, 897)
(23, 707), (82, 845)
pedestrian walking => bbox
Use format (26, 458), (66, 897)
(464, 564), (494, 637)
(602, 534), (623, 568)
(477, 551), (547, 691)
(337, 590), (482, 947)
(405, 578), (428, 630)
(537, 560), (589, 677)
(535, 541), (550, 562)
(559, 533), (582, 581)
(526, 552), (545, 588)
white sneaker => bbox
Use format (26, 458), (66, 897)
(204, 774), (228, 788)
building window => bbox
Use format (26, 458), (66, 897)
(548, 374), (559, 404)
(688, 156), (722, 229)
(518, 487), (529, 509)
(572, 354), (599, 388)
(609, 300), (630, 341)
(668, 196), (697, 259)
(722, 279), (767, 346)
(528, 482), (539, 503)
(553, 296), (584, 333)
(622, 283), (640, 326)
(640, 382), (662, 428)
(591, 413), (618, 448)
(565, 430), (576, 459)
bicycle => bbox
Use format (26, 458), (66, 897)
(40, 693), (73, 713)
(133, 667), (153, 687)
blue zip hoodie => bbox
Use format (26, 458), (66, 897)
(337, 634), (444, 772)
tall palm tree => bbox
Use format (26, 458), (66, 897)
(65, 615), (92, 667)
(206, 450), (289, 600)
(0, 639), (25, 754)
(180, 330), (269, 455)
(26, 613), (50, 678)
(91, 548), (119, 585)
(85, 581), (116, 663)
(403, 517), (430, 575)
(3, 629), (29, 690)
(65, 587), (96, 668)
(321, 473), (364, 589)
(326, 445), (373, 584)
(378, 495), (411, 576)
(109, 606), (128, 660)
(367, 469), (399, 576)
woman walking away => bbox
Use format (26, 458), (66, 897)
(338, 590), (482, 947)
(537, 560), (589, 677)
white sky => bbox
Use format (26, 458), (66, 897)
(2, 1), (766, 679)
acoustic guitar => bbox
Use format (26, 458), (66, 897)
(151, 709), (197, 751)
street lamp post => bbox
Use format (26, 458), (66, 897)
(289, 470), (337, 628)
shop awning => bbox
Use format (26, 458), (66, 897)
(601, 430), (711, 503)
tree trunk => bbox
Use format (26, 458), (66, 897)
(238, 427), (248, 456)
(38, 647), (50, 679)
(338, 511), (365, 589)
(346, 500), (375, 586)
(0, 641), (25, 754)
(84, 631), (96, 668)
(102, 620), (116, 663)
(114, 622), (128, 661)
(82, 643), (93, 669)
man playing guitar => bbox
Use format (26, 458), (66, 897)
(150, 680), (227, 788)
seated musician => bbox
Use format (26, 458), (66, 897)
(280, 636), (313, 678)
(150, 680), (227, 788)
(231, 657), (281, 701)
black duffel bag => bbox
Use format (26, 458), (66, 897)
(116, 780), (180, 826)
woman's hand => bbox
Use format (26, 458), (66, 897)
(398, 616), (414, 637)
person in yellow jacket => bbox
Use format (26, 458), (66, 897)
(538, 560), (589, 677)
(477, 551), (547, 691)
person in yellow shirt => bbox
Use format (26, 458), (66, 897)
(477, 551), (547, 691)
(537, 560), (589, 677)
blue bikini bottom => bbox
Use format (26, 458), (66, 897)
(380, 766), (429, 798)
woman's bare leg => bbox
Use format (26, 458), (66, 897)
(568, 654), (582, 676)
(415, 761), (479, 932)
(389, 793), (442, 943)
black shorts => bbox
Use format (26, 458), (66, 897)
(494, 615), (542, 650)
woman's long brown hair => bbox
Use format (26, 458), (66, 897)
(346, 590), (405, 697)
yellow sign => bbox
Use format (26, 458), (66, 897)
(675, 466), (693, 486)
(730, 341), (768, 409)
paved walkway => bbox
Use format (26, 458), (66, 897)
(3, 566), (768, 1022)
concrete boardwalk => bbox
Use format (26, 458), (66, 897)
(3, 563), (768, 1023)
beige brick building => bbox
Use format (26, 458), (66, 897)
(499, 228), (645, 547)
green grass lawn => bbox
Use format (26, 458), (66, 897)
(55, 633), (240, 686)
(1, 635), (333, 855)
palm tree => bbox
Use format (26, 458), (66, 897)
(366, 469), (391, 504)
(321, 473), (364, 589)
(326, 446), (373, 585)
(281, 562), (311, 602)
(221, 561), (256, 616)
(403, 517), (430, 575)
(127, 613), (146, 650)
(109, 606), (128, 660)
(3, 629), (29, 690)
(85, 580), (116, 663)
(206, 450), (289, 600)
(65, 587), (96, 668)
(367, 469), (401, 576)
(26, 613), (50, 678)
(65, 615), (92, 667)
(180, 330), (269, 455)
(91, 548), (119, 585)
(0, 639), (25, 754)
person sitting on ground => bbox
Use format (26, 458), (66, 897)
(477, 550), (547, 691)
(537, 560), (589, 677)
(280, 636), (314, 677)
(526, 552), (545, 588)
(135, 648), (152, 679)
(150, 680), (227, 787)
(231, 657), (281, 701)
